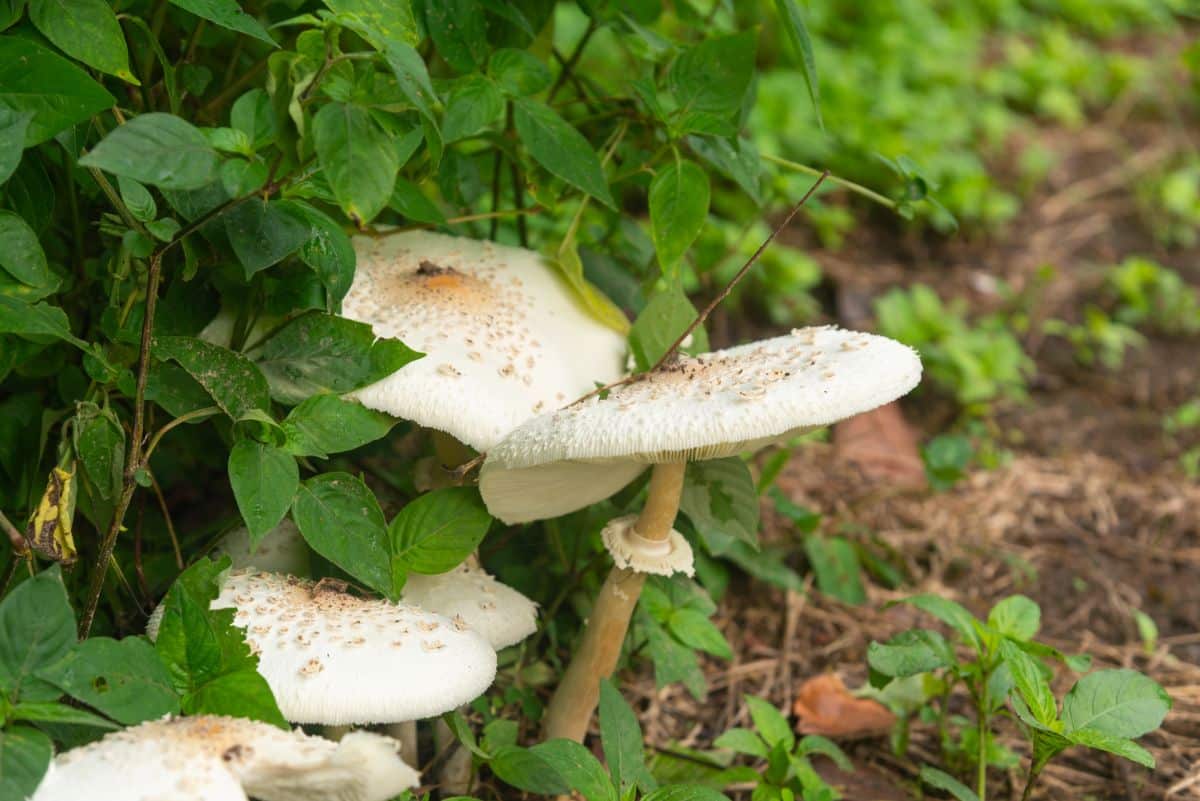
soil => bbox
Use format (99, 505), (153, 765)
(617, 51), (1200, 801)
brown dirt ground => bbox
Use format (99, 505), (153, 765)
(618, 84), (1200, 801)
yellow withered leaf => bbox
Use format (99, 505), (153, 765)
(25, 465), (79, 565)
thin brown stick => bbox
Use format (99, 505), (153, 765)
(0, 509), (28, 554)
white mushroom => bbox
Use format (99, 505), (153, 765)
(212, 518), (310, 576)
(341, 230), (627, 452)
(147, 570), (497, 725)
(479, 326), (922, 741)
(401, 562), (538, 650)
(31, 714), (419, 801)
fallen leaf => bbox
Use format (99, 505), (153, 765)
(833, 402), (927, 490)
(792, 673), (896, 738)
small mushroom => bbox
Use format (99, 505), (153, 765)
(342, 230), (627, 452)
(31, 714), (419, 801)
(479, 327), (922, 740)
(211, 517), (310, 576)
(147, 570), (497, 726)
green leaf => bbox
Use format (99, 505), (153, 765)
(442, 75), (504, 143)
(745, 695), (793, 751)
(642, 613), (707, 700)
(1061, 669), (1171, 739)
(389, 178), (446, 224)
(490, 744), (570, 795)
(28, 0), (136, 82)
(1067, 728), (1155, 768)
(313, 102), (398, 225)
(687, 135), (763, 205)
(282, 394), (396, 458)
(0, 567), (76, 703)
(117, 176), (157, 222)
(324, 0), (419, 47)
(420, 0), (487, 73)
(599, 679), (656, 794)
(489, 48), (551, 96)
(680, 458), (758, 556)
(10, 701), (117, 729)
(169, 0), (276, 46)
(551, 244), (630, 334)
(380, 39), (438, 122)
(80, 113), (219, 190)
(73, 402), (125, 502)
(668, 31), (757, 115)
(223, 198), (311, 277)
(641, 786), (731, 801)
(293, 473), (394, 598)
(628, 284), (707, 370)
(796, 735), (852, 770)
(919, 766), (980, 801)
(0, 297), (87, 348)
(153, 336), (271, 420)
(667, 609), (732, 659)
(289, 202), (356, 306)
(253, 312), (421, 405)
(867, 629), (955, 679)
(528, 739), (616, 801)
(803, 535), (866, 605)
(773, 0), (821, 128)
(998, 638), (1056, 726)
(987, 595), (1041, 642)
(650, 159), (709, 279)
(0, 211), (58, 298)
(389, 487), (491, 576)
(0, 726), (52, 801)
(0, 110), (31, 185)
(898, 594), (983, 651)
(0, 37), (115, 146)
(154, 557), (286, 727)
(713, 727), (768, 758)
(514, 98), (615, 208)
(37, 637), (179, 724)
(228, 440), (298, 546)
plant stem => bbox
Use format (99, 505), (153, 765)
(547, 19), (597, 103)
(142, 406), (220, 462)
(761, 153), (896, 209)
(977, 688), (990, 801)
(1020, 765), (1043, 801)
(0, 509), (28, 555)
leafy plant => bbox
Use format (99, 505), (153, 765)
(868, 594), (1170, 801)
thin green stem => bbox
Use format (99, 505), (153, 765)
(1020, 767), (1040, 801)
(761, 152), (896, 210)
(977, 684), (990, 801)
(142, 406), (220, 462)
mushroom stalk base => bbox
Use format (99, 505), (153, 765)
(543, 462), (687, 742)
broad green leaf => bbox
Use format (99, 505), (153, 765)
(650, 159), (709, 278)
(231, 89), (276, 150)
(28, 0), (136, 82)
(803, 535), (866, 604)
(1067, 728), (1155, 768)
(313, 102), (398, 224)
(10, 701), (117, 729)
(442, 75), (504, 143)
(987, 595), (1041, 642)
(641, 786), (730, 801)
(38, 637), (179, 724)
(667, 609), (732, 659)
(919, 766), (979, 801)
(117, 176), (157, 222)
(687, 135), (763, 205)
(154, 336), (271, 420)
(0, 38), (115, 146)
(442, 709), (490, 759)
(389, 487), (491, 576)
(143, 362), (219, 418)
(898, 594), (982, 651)
(185, 669), (284, 724)
(551, 244), (630, 333)
(0, 298), (87, 348)
(489, 745), (570, 795)
(680, 458), (758, 556)
(80, 113), (219, 190)
(628, 284), (708, 370)
(228, 440), (298, 546)
(668, 31), (757, 115)
(282, 395), (396, 458)
(0, 0), (21, 31)
(796, 734), (852, 770)
(0, 211), (58, 297)
(0, 566), (76, 703)
(293, 473), (394, 598)
(643, 613), (707, 699)
(514, 97), (615, 208)
(253, 312), (421, 405)
(0, 726), (52, 801)
(489, 48), (551, 96)
(0, 110), (31, 185)
(528, 739), (616, 801)
(773, 0), (821, 128)
(998, 639), (1056, 726)
(420, 0), (487, 73)
(599, 679), (657, 794)
(73, 402), (125, 502)
(324, 0), (419, 47)
(169, 0), (275, 46)
(288, 201), (356, 306)
(867, 629), (955, 679)
(713, 727), (769, 757)
(223, 198), (310, 277)
(389, 178), (446, 224)
(380, 40), (437, 122)
(1061, 669), (1171, 739)
(745, 695), (793, 751)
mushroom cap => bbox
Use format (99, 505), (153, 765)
(147, 570), (498, 725)
(212, 518), (310, 576)
(31, 714), (419, 801)
(342, 230), (628, 451)
(480, 327), (922, 523)
(401, 563), (537, 650)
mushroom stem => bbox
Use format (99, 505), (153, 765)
(432, 431), (473, 487)
(542, 461), (688, 742)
